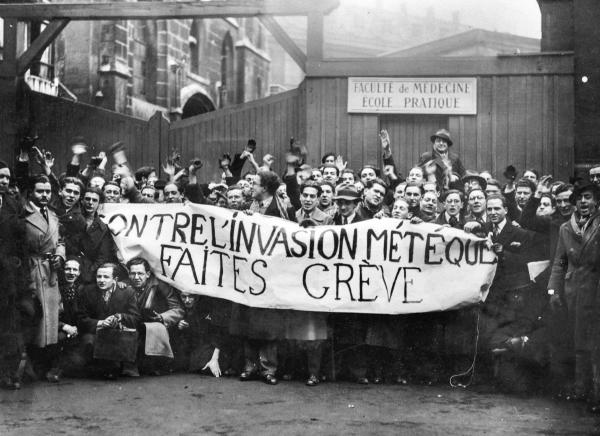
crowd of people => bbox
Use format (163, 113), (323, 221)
(1, 128), (599, 412)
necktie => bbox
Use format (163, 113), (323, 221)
(40, 207), (48, 222)
(493, 224), (499, 238)
(343, 217), (347, 225)
(103, 289), (111, 303)
(449, 216), (458, 227)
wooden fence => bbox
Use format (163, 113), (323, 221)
(3, 53), (575, 184)
(168, 87), (303, 182)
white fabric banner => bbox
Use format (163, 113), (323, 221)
(100, 203), (497, 314)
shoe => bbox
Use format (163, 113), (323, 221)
(121, 363), (140, 377)
(239, 370), (258, 381)
(262, 374), (278, 385)
(373, 377), (384, 385)
(45, 368), (61, 383)
(306, 374), (320, 387)
(395, 376), (408, 385)
(356, 377), (369, 385)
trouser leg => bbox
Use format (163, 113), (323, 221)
(306, 340), (323, 376)
(259, 340), (278, 376)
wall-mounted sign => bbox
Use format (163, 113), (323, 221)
(347, 77), (477, 115)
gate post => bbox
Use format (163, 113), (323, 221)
(148, 111), (170, 178)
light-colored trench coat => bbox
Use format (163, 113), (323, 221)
(24, 203), (65, 347)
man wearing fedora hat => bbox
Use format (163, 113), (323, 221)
(418, 129), (465, 191)
(332, 184), (362, 225)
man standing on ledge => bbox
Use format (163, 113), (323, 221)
(418, 129), (465, 190)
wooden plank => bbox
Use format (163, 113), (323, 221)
(0, 0), (340, 20)
(554, 75), (575, 180)
(507, 76), (528, 175)
(306, 11), (324, 61)
(17, 19), (70, 75)
(476, 77), (493, 172)
(258, 15), (306, 72)
(0, 19), (18, 77)
(525, 76), (544, 174)
(306, 55), (574, 77)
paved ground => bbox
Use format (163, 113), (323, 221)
(0, 374), (598, 435)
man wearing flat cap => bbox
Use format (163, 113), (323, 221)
(418, 129), (465, 191)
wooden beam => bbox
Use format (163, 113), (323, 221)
(306, 11), (324, 61)
(0, 0), (340, 20)
(17, 19), (70, 76)
(306, 54), (575, 77)
(0, 18), (18, 77)
(258, 15), (306, 72)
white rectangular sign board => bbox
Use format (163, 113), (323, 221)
(347, 77), (477, 115)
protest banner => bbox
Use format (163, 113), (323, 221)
(101, 203), (497, 314)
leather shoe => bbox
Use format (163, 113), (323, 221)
(356, 377), (369, 385)
(373, 377), (383, 385)
(45, 368), (61, 383)
(239, 370), (257, 381)
(306, 374), (320, 387)
(262, 374), (278, 385)
(395, 376), (408, 385)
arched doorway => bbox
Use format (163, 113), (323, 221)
(181, 92), (216, 118)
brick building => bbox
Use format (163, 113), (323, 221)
(51, 8), (270, 120)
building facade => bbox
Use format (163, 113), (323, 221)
(52, 11), (270, 120)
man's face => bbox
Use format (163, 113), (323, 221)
(147, 171), (158, 186)
(420, 192), (438, 215)
(485, 184), (501, 196)
(64, 260), (81, 285)
(576, 190), (598, 218)
(364, 183), (386, 207)
(392, 200), (409, 219)
(322, 167), (338, 184)
(181, 292), (198, 310)
(227, 189), (244, 210)
(433, 137), (449, 154)
(300, 187), (319, 212)
(515, 187), (532, 208)
(60, 183), (81, 209)
(252, 177), (265, 200)
(164, 184), (182, 203)
(555, 190), (574, 217)
(0, 167), (11, 194)
(82, 192), (100, 216)
(32, 182), (52, 207)
(336, 199), (357, 218)
(311, 170), (323, 183)
(404, 187), (422, 208)
(465, 179), (481, 192)
(129, 263), (151, 290)
(523, 171), (538, 185)
(487, 198), (507, 224)
(320, 184), (333, 207)
(423, 183), (438, 198)
(96, 266), (115, 291)
(360, 168), (376, 184)
(445, 193), (463, 216)
(89, 176), (106, 189)
(590, 168), (600, 186)
(341, 172), (355, 185)
(394, 183), (406, 200)
(407, 168), (423, 183)
(323, 155), (335, 165)
(468, 190), (486, 215)
(245, 174), (257, 185)
(141, 187), (156, 202)
(103, 185), (121, 203)
(237, 179), (252, 197)
(536, 196), (556, 217)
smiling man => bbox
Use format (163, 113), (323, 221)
(356, 178), (389, 220)
(296, 181), (333, 226)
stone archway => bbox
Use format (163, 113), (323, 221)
(181, 85), (216, 119)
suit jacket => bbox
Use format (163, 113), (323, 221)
(332, 212), (363, 225)
(435, 212), (466, 229)
(418, 149), (465, 188)
(77, 284), (140, 334)
(77, 215), (118, 284)
(355, 202), (390, 220)
(485, 219), (540, 291)
(296, 207), (333, 226)
(264, 196), (297, 222)
(133, 275), (184, 328)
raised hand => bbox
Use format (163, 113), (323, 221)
(334, 155), (347, 171)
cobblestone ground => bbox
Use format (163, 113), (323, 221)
(1, 374), (598, 435)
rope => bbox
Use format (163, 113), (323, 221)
(449, 307), (481, 389)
